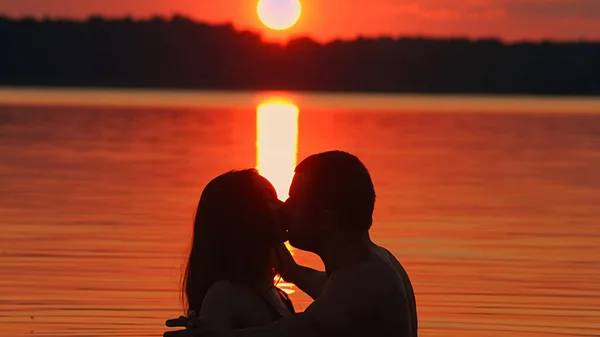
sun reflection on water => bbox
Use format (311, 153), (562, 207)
(256, 98), (299, 201)
(256, 97), (299, 294)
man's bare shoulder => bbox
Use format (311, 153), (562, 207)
(304, 247), (413, 336)
(324, 247), (408, 306)
(370, 244), (418, 336)
(371, 245), (411, 276)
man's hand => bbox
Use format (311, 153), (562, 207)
(163, 329), (191, 337)
(164, 312), (222, 337)
(164, 313), (193, 337)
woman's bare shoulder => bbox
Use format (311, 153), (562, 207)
(203, 280), (259, 310)
(205, 280), (242, 297)
(201, 280), (244, 314)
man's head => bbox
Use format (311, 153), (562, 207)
(284, 151), (376, 252)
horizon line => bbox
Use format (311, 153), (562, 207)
(1, 86), (600, 114)
(2, 13), (599, 45)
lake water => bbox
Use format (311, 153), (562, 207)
(1, 88), (599, 337)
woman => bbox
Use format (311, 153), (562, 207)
(180, 169), (294, 330)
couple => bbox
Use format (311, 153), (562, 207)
(165, 151), (418, 337)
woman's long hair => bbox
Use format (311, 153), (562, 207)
(183, 169), (281, 314)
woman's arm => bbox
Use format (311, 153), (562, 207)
(288, 265), (327, 299)
(275, 244), (327, 299)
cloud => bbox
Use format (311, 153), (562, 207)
(504, 0), (600, 20)
(389, 0), (600, 21)
(389, 0), (507, 21)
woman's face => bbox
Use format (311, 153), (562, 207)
(251, 174), (286, 244)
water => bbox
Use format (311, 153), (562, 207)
(1, 88), (599, 336)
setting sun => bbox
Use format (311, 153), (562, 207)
(257, 0), (301, 31)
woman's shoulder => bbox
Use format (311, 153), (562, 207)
(202, 280), (282, 327)
(200, 280), (246, 320)
(204, 279), (243, 302)
(203, 280), (263, 307)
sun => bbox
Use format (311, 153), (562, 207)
(257, 0), (302, 31)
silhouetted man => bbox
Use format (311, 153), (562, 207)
(165, 150), (418, 337)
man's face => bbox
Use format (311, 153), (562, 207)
(284, 173), (322, 252)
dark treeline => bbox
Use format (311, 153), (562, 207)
(1, 15), (599, 95)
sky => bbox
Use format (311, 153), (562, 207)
(1, 0), (599, 42)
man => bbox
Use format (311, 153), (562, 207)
(166, 150), (418, 337)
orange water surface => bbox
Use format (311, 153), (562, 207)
(1, 89), (599, 336)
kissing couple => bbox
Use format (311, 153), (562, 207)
(164, 151), (418, 337)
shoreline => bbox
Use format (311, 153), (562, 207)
(1, 86), (600, 114)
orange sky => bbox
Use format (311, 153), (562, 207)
(1, 0), (600, 42)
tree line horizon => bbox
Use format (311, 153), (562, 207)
(1, 14), (599, 95)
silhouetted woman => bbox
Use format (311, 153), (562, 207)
(182, 169), (294, 329)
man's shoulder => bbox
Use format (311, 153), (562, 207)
(366, 245), (416, 301)
(371, 245), (410, 276)
(312, 248), (413, 333)
(370, 245), (418, 331)
(327, 248), (405, 296)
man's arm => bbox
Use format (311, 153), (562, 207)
(275, 244), (327, 299)
(222, 312), (315, 337)
(220, 264), (388, 337)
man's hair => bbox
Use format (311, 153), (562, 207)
(295, 150), (376, 232)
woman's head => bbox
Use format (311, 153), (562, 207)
(183, 169), (284, 313)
